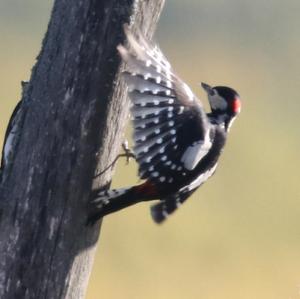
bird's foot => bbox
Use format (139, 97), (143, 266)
(94, 140), (136, 178)
(120, 140), (136, 164)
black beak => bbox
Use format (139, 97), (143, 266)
(201, 82), (213, 95)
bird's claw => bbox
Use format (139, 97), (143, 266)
(93, 141), (135, 178)
(121, 141), (136, 164)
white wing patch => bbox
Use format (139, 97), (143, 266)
(180, 130), (212, 170)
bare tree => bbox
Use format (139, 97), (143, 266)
(0, 0), (165, 298)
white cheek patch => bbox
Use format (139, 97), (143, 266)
(208, 94), (227, 111)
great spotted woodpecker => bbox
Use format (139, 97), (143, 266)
(88, 25), (241, 224)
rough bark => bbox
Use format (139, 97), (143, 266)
(0, 0), (165, 298)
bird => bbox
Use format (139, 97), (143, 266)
(88, 25), (241, 224)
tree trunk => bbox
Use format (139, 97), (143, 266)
(0, 0), (165, 298)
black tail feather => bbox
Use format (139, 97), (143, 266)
(87, 187), (139, 225)
(150, 191), (192, 224)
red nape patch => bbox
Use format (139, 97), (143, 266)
(134, 181), (158, 197)
(232, 97), (241, 114)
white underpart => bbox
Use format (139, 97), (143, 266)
(208, 92), (227, 111)
(180, 130), (212, 170)
(181, 164), (218, 193)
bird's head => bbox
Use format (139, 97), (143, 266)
(201, 82), (241, 131)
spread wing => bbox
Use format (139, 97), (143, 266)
(118, 25), (212, 186)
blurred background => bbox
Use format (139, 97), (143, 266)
(1, 0), (300, 298)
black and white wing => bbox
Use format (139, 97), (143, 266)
(118, 25), (212, 188)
